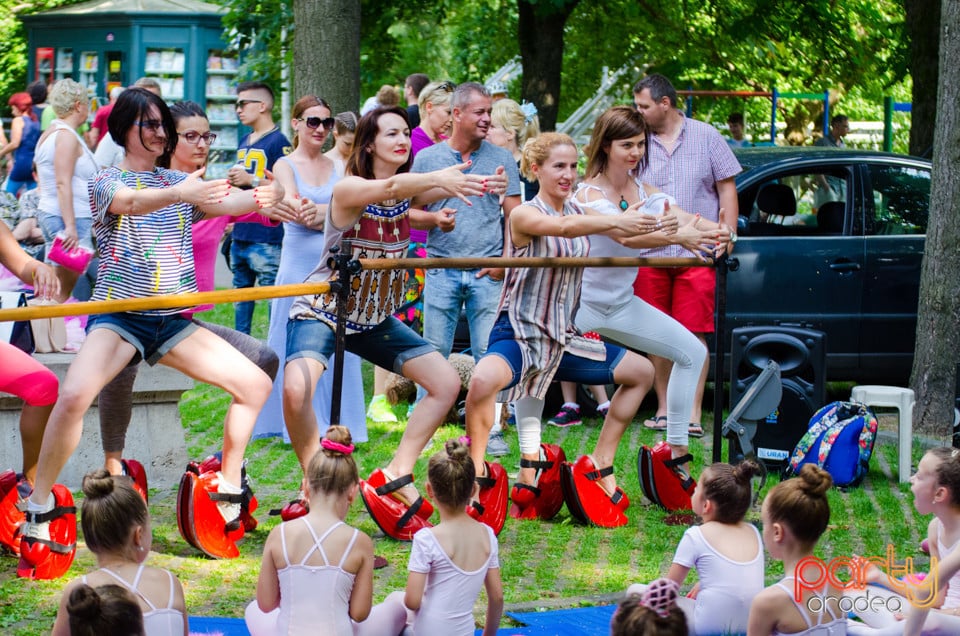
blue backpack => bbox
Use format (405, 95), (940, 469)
(786, 401), (878, 487)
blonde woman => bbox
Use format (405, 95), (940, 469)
(410, 81), (455, 160)
(489, 98), (541, 201)
(256, 96), (366, 464)
(33, 79), (97, 301)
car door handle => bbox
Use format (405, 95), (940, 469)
(829, 261), (861, 272)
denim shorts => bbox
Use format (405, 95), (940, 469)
(485, 313), (625, 391)
(88, 312), (198, 365)
(37, 212), (95, 252)
(286, 316), (435, 374)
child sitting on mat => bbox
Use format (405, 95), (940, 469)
(612, 578), (688, 636)
(628, 460), (764, 635)
(52, 469), (187, 636)
(748, 464), (846, 635)
(246, 426), (405, 636)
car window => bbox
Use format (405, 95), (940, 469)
(864, 164), (930, 236)
(739, 169), (850, 236)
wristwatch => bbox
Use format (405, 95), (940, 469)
(729, 231), (738, 244)
(250, 176), (261, 188)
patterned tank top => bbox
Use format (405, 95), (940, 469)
(289, 198), (410, 333)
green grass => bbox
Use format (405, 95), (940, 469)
(0, 299), (943, 633)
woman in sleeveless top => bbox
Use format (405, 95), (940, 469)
(53, 469), (187, 635)
(281, 106), (494, 542)
(32, 80), (98, 301)
(574, 106), (729, 476)
(1, 92), (41, 197)
(464, 133), (659, 528)
(246, 426), (406, 635)
(255, 95), (366, 454)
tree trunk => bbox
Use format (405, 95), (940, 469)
(293, 0), (361, 113)
(517, 0), (580, 131)
(905, 0), (940, 158)
(910, 0), (960, 435)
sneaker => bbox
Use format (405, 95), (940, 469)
(548, 405), (582, 428)
(595, 401), (610, 419)
(486, 431), (510, 457)
(366, 394), (398, 423)
(21, 494), (54, 558)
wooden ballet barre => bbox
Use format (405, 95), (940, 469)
(0, 282), (333, 322)
(0, 255), (709, 322)
(358, 256), (707, 270)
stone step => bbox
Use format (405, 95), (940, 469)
(0, 353), (193, 490)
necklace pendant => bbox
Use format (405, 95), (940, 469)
(619, 196), (629, 211)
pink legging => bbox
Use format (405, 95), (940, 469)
(0, 341), (58, 406)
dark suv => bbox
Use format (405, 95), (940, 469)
(727, 147), (931, 385)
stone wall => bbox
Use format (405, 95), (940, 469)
(0, 353), (193, 491)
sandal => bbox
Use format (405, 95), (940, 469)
(359, 469), (433, 542)
(687, 423), (705, 438)
(467, 462), (508, 535)
(643, 415), (668, 431)
(509, 444), (566, 521)
(561, 455), (630, 528)
(371, 469), (433, 520)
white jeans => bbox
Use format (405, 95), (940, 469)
(576, 296), (706, 446)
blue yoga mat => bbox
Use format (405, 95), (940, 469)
(188, 605), (617, 636)
(189, 616), (250, 636)
(504, 605), (617, 635)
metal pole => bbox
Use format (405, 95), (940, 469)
(712, 254), (730, 463)
(770, 87), (778, 144)
(883, 96), (893, 152)
(327, 242), (359, 427)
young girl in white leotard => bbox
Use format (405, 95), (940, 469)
(382, 438), (504, 635)
(748, 464), (846, 636)
(52, 469), (187, 636)
(246, 425), (405, 636)
(847, 447), (960, 635)
(627, 460), (764, 634)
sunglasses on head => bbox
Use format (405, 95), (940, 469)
(299, 116), (335, 131)
(235, 99), (263, 109)
(439, 81), (456, 92)
(178, 131), (218, 145)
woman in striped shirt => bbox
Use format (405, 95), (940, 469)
(20, 88), (288, 566)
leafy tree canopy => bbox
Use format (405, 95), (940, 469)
(4, 0), (910, 147)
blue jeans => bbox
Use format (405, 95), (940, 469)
(416, 268), (501, 402)
(286, 316), (434, 373)
(423, 268), (502, 361)
(231, 239), (281, 334)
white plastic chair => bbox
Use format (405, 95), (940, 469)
(850, 385), (915, 483)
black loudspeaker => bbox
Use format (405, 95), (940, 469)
(730, 326), (826, 470)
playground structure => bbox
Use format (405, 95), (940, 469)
(504, 56), (914, 152)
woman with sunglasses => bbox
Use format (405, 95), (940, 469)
(19, 89), (289, 569)
(256, 96), (367, 507)
(32, 79), (97, 302)
(96, 100), (287, 490)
